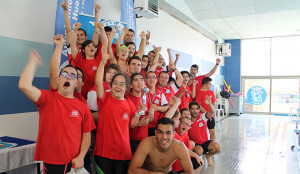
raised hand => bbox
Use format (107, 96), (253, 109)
(53, 34), (64, 47)
(73, 22), (82, 31)
(204, 95), (212, 105)
(29, 50), (43, 66)
(140, 31), (146, 39)
(216, 58), (221, 64)
(167, 48), (171, 53)
(193, 79), (198, 86)
(97, 22), (104, 30)
(95, 3), (101, 13)
(61, 0), (68, 10)
(154, 46), (162, 54)
(175, 54), (180, 59)
(122, 27), (129, 34)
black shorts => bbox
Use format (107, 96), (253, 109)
(94, 155), (129, 174)
(196, 140), (213, 154)
(130, 139), (141, 155)
(176, 157), (202, 173)
(148, 127), (156, 137)
(206, 117), (215, 129)
(43, 162), (72, 174)
(168, 170), (178, 174)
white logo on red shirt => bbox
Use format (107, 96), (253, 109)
(122, 112), (129, 120)
(166, 89), (171, 93)
(69, 110), (79, 118)
(199, 122), (204, 127)
(154, 99), (159, 104)
(92, 65), (97, 71)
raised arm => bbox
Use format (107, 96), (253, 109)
(72, 132), (91, 169)
(130, 104), (147, 128)
(92, 3), (101, 47)
(107, 26), (117, 64)
(19, 50), (42, 103)
(128, 138), (163, 174)
(61, 0), (71, 46)
(49, 34), (64, 90)
(175, 88), (187, 99)
(205, 95), (215, 119)
(135, 31), (146, 59)
(191, 80), (198, 99)
(116, 27), (128, 51)
(98, 22), (108, 56)
(95, 52), (109, 100)
(174, 54), (180, 66)
(205, 58), (221, 77)
(148, 47), (161, 70)
(167, 48), (175, 68)
(164, 97), (181, 119)
(70, 22), (81, 59)
(169, 63), (183, 87)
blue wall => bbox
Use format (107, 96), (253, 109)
(224, 39), (241, 93)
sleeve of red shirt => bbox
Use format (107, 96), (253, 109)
(210, 90), (217, 104)
(82, 106), (96, 133)
(35, 89), (48, 110)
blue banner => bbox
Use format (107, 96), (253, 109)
(78, 14), (127, 44)
(54, 0), (94, 68)
(120, 0), (137, 43)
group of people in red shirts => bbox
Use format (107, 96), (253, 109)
(18, 1), (222, 174)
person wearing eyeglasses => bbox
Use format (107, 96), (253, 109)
(19, 50), (96, 174)
(146, 71), (169, 136)
(171, 115), (204, 173)
(93, 52), (146, 173)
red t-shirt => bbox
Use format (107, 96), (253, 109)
(126, 93), (151, 141)
(140, 68), (147, 78)
(188, 114), (208, 145)
(73, 52), (101, 100)
(86, 81), (111, 111)
(172, 130), (192, 172)
(34, 90), (95, 164)
(147, 90), (168, 128)
(48, 85), (87, 105)
(155, 83), (180, 103)
(195, 89), (216, 113)
(189, 75), (205, 99)
(94, 93), (137, 160)
(176, 86), (191, 111)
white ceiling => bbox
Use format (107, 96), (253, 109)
(161, 0), (300, 40)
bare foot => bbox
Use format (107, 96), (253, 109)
(206, 155), (214, 166)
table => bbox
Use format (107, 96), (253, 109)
(0, 136), (40, 174)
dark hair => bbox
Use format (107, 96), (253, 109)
(148, 50), (155, 55)
(59, 65), (78, 77)
(172, 111), (180, 119)
(202, 77), (212, 86)
(142, 55), (149, 71)
(78, 28), (87, 36)
(125, 42), (136, 47)
(130, 72), (144, 84)
(104, 64), (121, 81)
(146, 71), (156, 78)
(75, 67), (84, 82)
(189, 101), (200, 110)
(156, 117), (174, 131)
(128, 29), (135, 35)
(158, 71), (169, 77)
(111, 72), (131, 89)
(168, 77), (175, 83)
(180, 116), (191, 121)
(128, 56), (141, 65)
(104, 26), (112, 32)
(191, 64), (199, 71)
(181, 71), (190, 77)
(180, 108), (189, 114)
(81, 40), (95, 58)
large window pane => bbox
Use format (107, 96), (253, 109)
(271, 79), (300, 113)
(271, 36), (300, 76)
(244, 79), (270, 112)
(241, 39), (270, 76)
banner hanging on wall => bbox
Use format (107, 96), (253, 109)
(120, 0), (136, 43)
(54, 0), (94, 68)
(78, 14), (127, 44)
